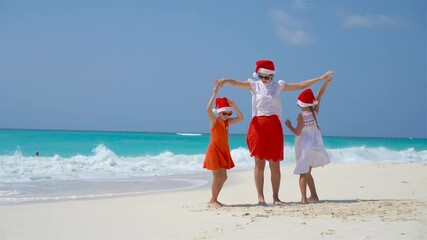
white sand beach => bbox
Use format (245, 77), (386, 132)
(1, 162), (426, 239)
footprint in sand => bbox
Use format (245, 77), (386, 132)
(320, 229), (336, 235)
(255, 214), (269, 218)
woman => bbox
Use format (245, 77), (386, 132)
(214, 59), (334, 205)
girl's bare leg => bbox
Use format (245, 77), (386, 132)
(254, 157), (266, 204)
(299, 173), (308, 204)
(210, 168), (227, 207)
(306, 167), (319, 202)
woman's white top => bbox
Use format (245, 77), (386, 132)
(248, 79), (287, 119)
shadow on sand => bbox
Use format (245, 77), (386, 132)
(223, 199), (393, 208)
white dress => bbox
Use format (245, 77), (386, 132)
(294, 111), (330, 174)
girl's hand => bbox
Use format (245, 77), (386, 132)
(213, 78), (225, 87)
(227, 98), (236, 107)
(285, 119), (292, 128)
(325, 76), (333, 83)
(213, 84), (220, 94)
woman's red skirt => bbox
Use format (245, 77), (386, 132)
(246, 115), (284, 162)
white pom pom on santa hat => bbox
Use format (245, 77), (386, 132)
(297, 89), (318, 107)
(212, 97), (233, 113)
(253, 59), (276, 77)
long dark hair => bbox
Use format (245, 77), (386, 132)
(309, 107), (321, 130)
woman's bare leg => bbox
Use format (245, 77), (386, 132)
(269, 160), (282, 204)
(254, 157), (266, 204)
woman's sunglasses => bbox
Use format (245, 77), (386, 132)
(258, 74), (272, 80)
(221, 112), (233, 116)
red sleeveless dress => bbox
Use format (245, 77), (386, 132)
(203, 119), (235, 170)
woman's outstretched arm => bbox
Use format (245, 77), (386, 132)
(214, 78), (251, 90)
(283, 70), (335, 92)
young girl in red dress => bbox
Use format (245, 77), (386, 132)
(203, 84), (243, 208)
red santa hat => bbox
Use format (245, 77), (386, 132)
(297, 89), (318, 107)
(213, 97), (233, 113)
(253, 60), (276, 77)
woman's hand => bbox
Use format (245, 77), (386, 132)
(213, 78), (226, 87)
(322, 70), (335, 79)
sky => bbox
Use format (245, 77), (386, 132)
(1, 0), (426, 138)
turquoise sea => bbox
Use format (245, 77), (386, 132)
(1, 129), (426, 204)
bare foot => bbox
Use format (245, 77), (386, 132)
(308, 196), (319, 203)
(209, 201), (223, 208)
(274, 200), (285, 205)
(301, 198), (308, 204)
(257, 201), (268, 206)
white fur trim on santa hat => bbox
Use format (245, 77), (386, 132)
(253, 68), (276, 77)
(297, 100), (318, 107)
(212, 107), (233, 113)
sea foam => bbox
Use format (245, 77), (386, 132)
(1, 144), (426, 183)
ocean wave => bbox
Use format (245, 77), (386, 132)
(0, 144), (426, 183)
(0, 144), (210, 183)
(176, 133), (203, 136)
(326, 146), (427, 163)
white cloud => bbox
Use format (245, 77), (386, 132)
(343, 13), (409, 28)
(270, 9), (314, 46)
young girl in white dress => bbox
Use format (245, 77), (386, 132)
(285, 77), (332, 204)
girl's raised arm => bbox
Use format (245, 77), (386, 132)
(314, 77), (333, 113)
(227, 98), (244, 125)
(207, 85), (220, 123)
